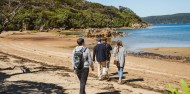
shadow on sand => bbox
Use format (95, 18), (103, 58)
(124, 78), (144, 83)
(110, 72), (128, 76)
(0, 66), (66, 94)
(0, 52), (73, 94)
(96, 91), (121, 94)
(0, 80), (65, 94)
(109, 71), (144, 84)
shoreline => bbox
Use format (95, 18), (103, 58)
(112, 39), (190, 63)
(140, 47), (190, 57)
(128, 47), (190, 63)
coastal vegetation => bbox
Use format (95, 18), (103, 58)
(168, 80), (190, 94)
(0, 0), (147, 34)
(142, 13), (190, 24)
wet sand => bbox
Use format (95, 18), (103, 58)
(0, 31), (190, 94)
(141, 47), (190, 57)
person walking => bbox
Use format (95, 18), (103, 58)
(113, 40), (127, 84)
(102, 38), (112, 79)
(72, 38), (94, 94)
(93, 38), (107, 80)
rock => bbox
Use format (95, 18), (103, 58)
(19, 29), (23, 32)
(131, 22), (149, 28)
(84, 28), (124, 38)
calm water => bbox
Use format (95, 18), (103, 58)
(113, 24), (190, 51)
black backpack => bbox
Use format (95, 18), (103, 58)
(74, 47), (87, 71)
(105, 43), (112, 58)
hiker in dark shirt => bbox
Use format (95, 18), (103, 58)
(102, 38), (112, 79)
(93, 38), (106, 80)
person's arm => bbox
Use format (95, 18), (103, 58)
(104, 44), (107, 60)
(124, 48), (128, 57)
(87, 49), (94, 71)
(72, 49), (75, 70)
(108, 44), (112, 51)
(108, 44), (112, 57)
(113, 47), (117, 57)
(93, 46), (96, 62)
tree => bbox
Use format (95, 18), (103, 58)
(0, 0), (27, 34)
(0, 0), (146, 32)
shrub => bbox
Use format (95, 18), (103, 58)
(167, 80), (190, 94)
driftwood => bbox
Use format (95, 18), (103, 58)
(0, 66), (31, 73)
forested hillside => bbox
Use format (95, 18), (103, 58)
(142, 13), (190, 24)
(0, 0), (146, 33)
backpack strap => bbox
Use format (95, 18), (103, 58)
(106, 43), (108, 48)
(83, 47), (87, 53)
(75, 46), (87, 53)
(84, 47), (88, 61)
(74, 46), (77, 52)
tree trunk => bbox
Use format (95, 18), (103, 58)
(0, 21), (9, 34)
(0, 25), (5, 34)
(0, 29), (3, 34)
(0, 20), (9, 34)
(39, 24), (45, 32)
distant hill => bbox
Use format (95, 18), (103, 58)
(142, 13), (190, 24)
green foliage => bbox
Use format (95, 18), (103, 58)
(181, 80), (190, 94)
(142, 13), (190, 24)
(0, 24), (3, 30)
(167, 80), (190, 94)
(0, 0), (144, 30)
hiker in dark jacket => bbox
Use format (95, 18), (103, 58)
(93, 38), (106, 80)
(72, 38), (94, 94)
(102, 38), (112, 79)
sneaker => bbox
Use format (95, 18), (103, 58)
(98, 77), (102, 81)
(106, 77), (111, 81)
(105, 75), (110, 81)
(102, 75), (107, 80)
(118, 80), (122, 84)
(98, 78), (102, 81)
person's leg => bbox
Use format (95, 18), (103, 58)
(106, 61), (110, 79)
(79, 68), (89, 94)
(76, 70), (82, 94)
(97, 62), (102, 80)
(117, 66), (120, 76)
(77, 70), (82, 80)
(105, 61), (110, 77)
(119, 67), (124, 81)
(102, 61), (107, 77)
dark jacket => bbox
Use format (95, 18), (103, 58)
(103, 43), (112, 60)
(93, 43), (106, 62)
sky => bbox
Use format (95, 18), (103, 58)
(87, 0), (190, 17)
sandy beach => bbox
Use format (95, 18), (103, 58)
(0, 31), (190, 94)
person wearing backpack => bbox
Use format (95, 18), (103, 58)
(93, 38), (106, 80)
(72, 38), (94, 94)
(102, 38), (112, 79)
(113, 40), (127, 84)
